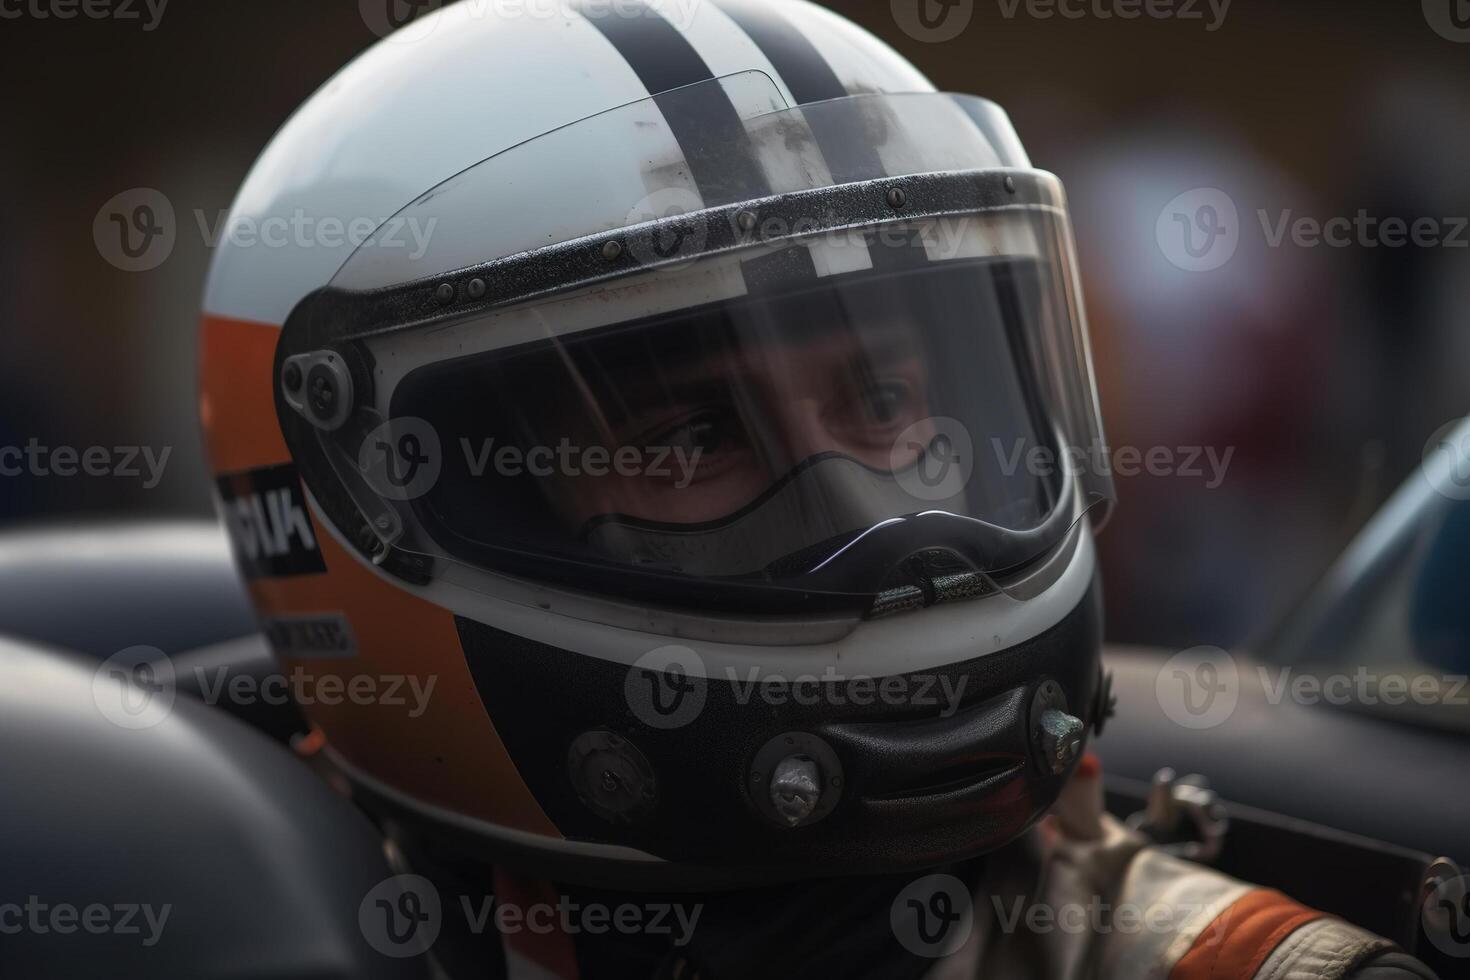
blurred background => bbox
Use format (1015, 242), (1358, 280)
(1, 0), (1466, 650)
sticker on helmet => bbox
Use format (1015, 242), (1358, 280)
(262, 613), (358, 660)
(215, 463), (327, 578)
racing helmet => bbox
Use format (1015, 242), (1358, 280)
(200, 0), (1114, 888)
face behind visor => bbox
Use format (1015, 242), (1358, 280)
(369, 249), (1079, 611)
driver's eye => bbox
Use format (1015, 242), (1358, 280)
(841, 378), (921, 436)
(860, 381), (914, 425)
(659, 410), (735, 457)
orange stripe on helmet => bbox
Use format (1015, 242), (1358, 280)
(199, 315), (292, 474)
(1169, 888), (1325, 980)
(200, 312), (560, 840)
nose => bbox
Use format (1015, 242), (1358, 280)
(768, 397), (835, 468)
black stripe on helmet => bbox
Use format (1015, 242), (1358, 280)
(712, 0), (888, 185)
(570, 0), (771, 206)
(739, 242), (819, 294)
(711, 0), (848, 104)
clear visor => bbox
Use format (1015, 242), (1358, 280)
(286, 76), (1112, 614)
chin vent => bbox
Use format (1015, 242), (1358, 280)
(868, 549), (996, 618)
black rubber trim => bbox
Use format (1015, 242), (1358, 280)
(292, 170), (1060, 345)
(449, 577), (1102, 887)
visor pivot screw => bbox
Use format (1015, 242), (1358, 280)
(466, 277), (486, 300)
(355, 523), (384, 557)
(1038, 710), (1085, 774)
(1031, 679), (1085, 775)
(1004, 175), (1017, 194)
(282, 362), (303, 393)
(750, 731), (843, 829)
(310, 375), (333, 409)
(297, 355), (356, 431)
(434, 283), (455, 305)
(886, 187), (907, 209)
(770, 755), (822, 827)
(601, 240), (623, 261)
(736, 209), (757, 233)
(567, 730), (656, 824)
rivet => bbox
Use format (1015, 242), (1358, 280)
(467, 277), (486, 299)
(736, 209), (757, 232)
(1004, 175), (1017, 194)
(886, 187), (907, 209)
(434, 283), (455, 304)
(282, 362), (302, 392)
(602, 240), (623, 261)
